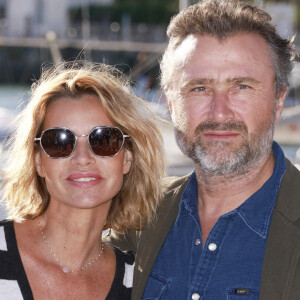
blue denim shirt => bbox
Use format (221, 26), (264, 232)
(143, 142), (286, 300)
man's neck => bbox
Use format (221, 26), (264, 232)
(195, 151), (276, 245)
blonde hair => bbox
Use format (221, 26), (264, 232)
(2, 61), (165, 233)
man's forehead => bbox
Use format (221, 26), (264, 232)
(172, 35), (199, 65)
(170, 33), (273, 73)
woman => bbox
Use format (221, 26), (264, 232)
(0, 62), (164, 299)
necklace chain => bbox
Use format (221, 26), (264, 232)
(37, 217), (104, 273)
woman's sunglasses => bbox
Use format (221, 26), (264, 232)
(34, 126), (130, 159)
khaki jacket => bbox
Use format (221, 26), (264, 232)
(110, 159), (300, 300)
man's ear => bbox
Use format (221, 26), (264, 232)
(275, 88), (287, 123)
(164, 88), (174, 117)
(123, 149), (133, 175)
(168, 100), (173, 116)
(34, 152), (45, 178)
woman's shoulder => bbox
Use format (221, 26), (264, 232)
(0, 219), (12, 227)
(0, 219), (17, 267)
(0, 220), (13, 247)
(113, 246), (135, 265)
(105, 245), (135, 300)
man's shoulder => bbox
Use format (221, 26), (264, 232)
(275, 158), (300, 223)
(281, 158), (300, 193)
(161, 173), (192, 197)
(150, 173), (193, 217)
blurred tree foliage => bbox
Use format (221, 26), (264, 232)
(264, 0), (300, 29)
(69, 0), (178, 25)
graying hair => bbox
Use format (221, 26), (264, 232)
(161, 0), (296, 97)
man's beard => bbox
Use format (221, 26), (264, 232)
(175, 119), (275, 177)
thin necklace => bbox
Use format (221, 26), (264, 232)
(37, 217), (104, 273)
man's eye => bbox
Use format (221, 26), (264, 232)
(193, 86), (206, 92)
(238, 84), (249, 90)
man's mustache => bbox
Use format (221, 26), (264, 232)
(195, 121), (248, 134)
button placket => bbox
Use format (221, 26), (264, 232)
(195, 238), (201, 246)
(191, 217), (231, 293)
(208, 243), (217, 251)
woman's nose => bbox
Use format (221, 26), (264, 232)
(70, 137), (96, 166)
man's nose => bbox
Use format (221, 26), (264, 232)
(208, 91), (234, 122)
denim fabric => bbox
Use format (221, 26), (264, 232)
(142, 142), (286, 300)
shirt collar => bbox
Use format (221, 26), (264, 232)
(172, 172), (198, 227)
(181, 172), (198, 212)
(178, 141), (286, 239)
(235, 141), (286, 238)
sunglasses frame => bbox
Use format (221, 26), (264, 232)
(34, 126), (130, 159)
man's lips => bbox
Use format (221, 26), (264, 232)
(203, 131), (240, 140)
(67, 173), (102, 187)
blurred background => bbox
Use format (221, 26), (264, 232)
(0, 0), (299, 178)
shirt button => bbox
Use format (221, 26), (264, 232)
(195, 238), (201, 246)
(192, 293), (200, 300)
(208, 243), (217, 251)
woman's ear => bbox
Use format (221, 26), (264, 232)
(34, 151), (45, 178)
(123, 149), (133, 175)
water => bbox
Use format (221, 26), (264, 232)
(0, 86), (30, 220)
(0, 85), (29, 109)
(0, 85), (29, 136)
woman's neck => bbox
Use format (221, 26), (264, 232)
(34, 200), (110, 272)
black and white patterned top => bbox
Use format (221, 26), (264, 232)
(0, 220), (134, 300)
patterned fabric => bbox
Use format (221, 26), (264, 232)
(0, 220), (134, 300)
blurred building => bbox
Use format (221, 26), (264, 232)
(266, 2), (295, 39)
(0, 0), (113, 38)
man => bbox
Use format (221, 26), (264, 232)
(110, 0), (300, 299)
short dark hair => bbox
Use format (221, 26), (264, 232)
(161, 0), (296, 96)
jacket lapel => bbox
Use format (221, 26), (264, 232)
(260, 210), (300, 299)
(132, 175), (191, 300)
(260, 160), (300, 300)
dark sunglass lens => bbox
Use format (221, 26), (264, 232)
(41, 128), (75, 158)
(89, 127), (123, 156)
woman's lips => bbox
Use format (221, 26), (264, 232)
(67, 173), (102, 188)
